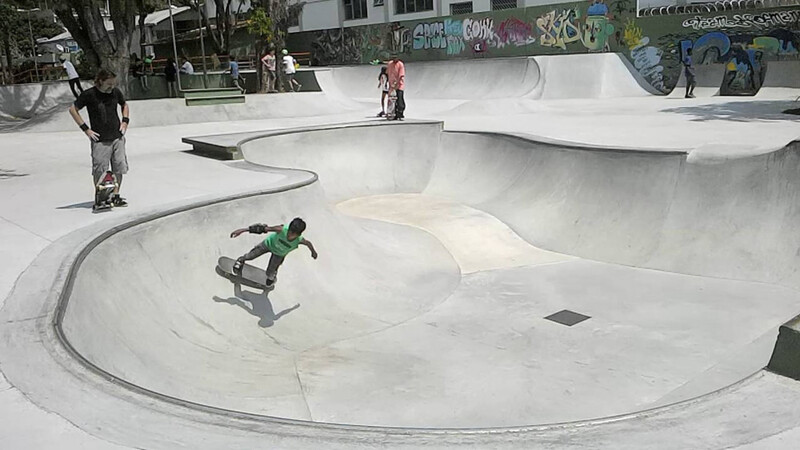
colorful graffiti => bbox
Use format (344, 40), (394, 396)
(291, 1), (800, 95)
(411, 16), (538, 56)
(679, 28), (798, 95)
(496, 18), (538, 48)
(536, 9), (581, 50)
(624, 19), (666, 92)
(682, 10), (800, 31)
(584, 1), (615, 52)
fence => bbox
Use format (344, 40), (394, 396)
(639, 0), (800, 17)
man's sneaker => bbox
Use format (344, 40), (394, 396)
(377, 111), (385, 117)
(112, 195), (128, 207)
(265, 278), (275, 286)
(232, 258), (244, 275)
(295, 83), (302, 92)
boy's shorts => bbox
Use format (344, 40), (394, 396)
(91, 137), (128, 183)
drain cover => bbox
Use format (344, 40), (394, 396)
(544, 310), (591, 327)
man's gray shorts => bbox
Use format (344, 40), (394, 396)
(91, 137), (128, 182)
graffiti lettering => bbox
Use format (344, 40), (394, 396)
(682, 10), (800, 30)
(413, 22), (447, 50)
(463, 18), (495, 41)
(411, 16), (537, 55)
(496, 18), (537, 47)
(392, 27), (411, 54)
(536, 9), (581, 50)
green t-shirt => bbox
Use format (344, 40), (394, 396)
(264, 224), (304, 257)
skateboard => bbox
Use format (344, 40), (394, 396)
(386, 89), (397, 120)
(93, 171), (117, 213)
(216, 256), (275, 291)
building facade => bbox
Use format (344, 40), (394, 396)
(291, 0), (569, 32)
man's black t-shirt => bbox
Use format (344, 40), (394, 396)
(74, 87), (126, 142)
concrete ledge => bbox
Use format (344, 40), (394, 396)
(767, 314), (800, 380)
(185, 95), (246, 107)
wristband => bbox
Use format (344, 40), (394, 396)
(248, 224), (266, 234)
(122, 117), (130, 124)
(79, 123), (89, 131)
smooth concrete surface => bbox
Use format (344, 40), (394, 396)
(2, 54), (800, 448)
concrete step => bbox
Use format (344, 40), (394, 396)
(182, 88), (241, 99)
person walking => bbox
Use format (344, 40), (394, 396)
(164, 57), (178, 97)
(260, 48), (278, 93)
(226, 55), (246, 94)
(683, 48), (697, 99)
(387, 53), (406, 120)
(281, 49), (301, 92)
(62, 57), (83, 98)
(67, 69), (131, 211)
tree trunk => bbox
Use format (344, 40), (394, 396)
(255, 38), (265, 93)
(54, 0), (136, 94)
(54, 1), (102, 73)
(138, 10), (147, 58)
(1, 30), (12, 84)
(201, 1), (222, 55)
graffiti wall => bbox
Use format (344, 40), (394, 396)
(637, 9), (800, 95)
(287, 2), (800, 95)
(293, 1), (629, 64)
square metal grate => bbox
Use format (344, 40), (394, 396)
(544, 310), (591, 327)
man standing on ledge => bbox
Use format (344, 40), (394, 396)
(68, 68), (130, 210)
(387, 53), (406, 120)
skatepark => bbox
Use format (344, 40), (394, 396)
(2, 52), (800, 448)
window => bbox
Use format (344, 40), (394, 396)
(490, 0), (517, 10)
(344, 0), (368, 20)
(450, 1), (472, 15)
(396, 0), (434, 14)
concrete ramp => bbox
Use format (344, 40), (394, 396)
(668, 63), (726, 97)
(530, 53), (653, 99)
(0, 81), (76, 119)
(59, 122), (800, 430)
(322, 57), (542, 101)
(760, 60), (800, 88)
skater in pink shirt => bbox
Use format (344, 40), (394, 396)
(387, 53), (406, 120)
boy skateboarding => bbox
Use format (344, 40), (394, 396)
(228, 218), (318, 288)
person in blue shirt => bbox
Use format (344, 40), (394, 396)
(225, 55), (246, 94)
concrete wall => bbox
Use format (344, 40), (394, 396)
(299, 0), (341, 31)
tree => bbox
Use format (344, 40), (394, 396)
(54, 0), (138, 93)
(246, 7), (272, 92)
(0, 0), (63, 83)
(176, 0), (235, 56)
(136, 0), (158, 59)
(248, 0), (303, 92)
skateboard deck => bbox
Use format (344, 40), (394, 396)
(93, 171), (117, 213)
(386, 90), (397, 120)
(216, 256), (274, 290)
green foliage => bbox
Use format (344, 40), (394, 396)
(0, 2), (63, 62)
(247, 7), (275, 41)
